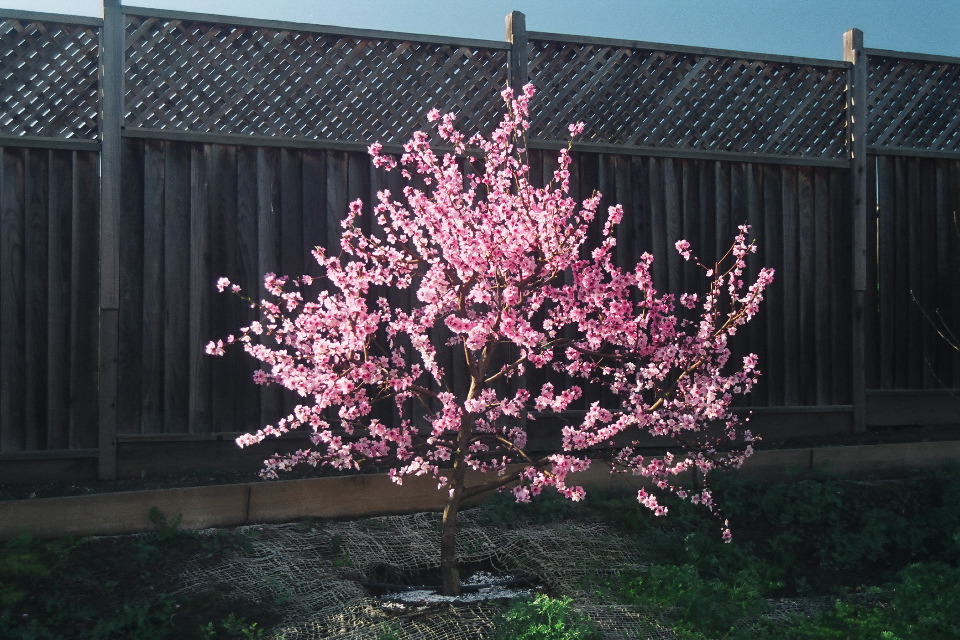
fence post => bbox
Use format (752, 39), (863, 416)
(98, 0), (123, 478)
(506, 11), (528, 94)
(844, 28), (868, 433)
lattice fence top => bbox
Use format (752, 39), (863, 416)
(0, 18), (99, 139)
(867, 53), (960, 153)
(527, 38), (849, 160)
(123, 15), (510, 144)
(4, 8), (960, 159)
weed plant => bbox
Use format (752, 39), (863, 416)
(494, 594), (602, 640)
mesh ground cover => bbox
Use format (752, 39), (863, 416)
(143, 508), (851, 639)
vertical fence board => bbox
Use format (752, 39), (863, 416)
(255, 148), (283, 427)
(586, 152), (617, 411)
(943, 159), (960, 380)
(947, 158), (957, 385)
(163, 142), (190, 434)
(566, 151), (599, 410)
(118, 139), (145, 435)
(280, 149), (304, 278)
(876, 155), (895, 388)
(208, 144), (247, 434)
(893, 157), (910, 387)
(797, 166), (815, 403)
(325, 151), (348, 268)
(727, 163), (756, 397)
(24, 149), (49, 450)
(0, 149), (25, 451)
(905, 158), (922, 387)
(233, 146), (262, 430)
(46, 150), (72, 449)
(614, 152), (634, 268)
(932, 162), (950, 381)
(579, 152), (600, 242)
(140, 140), (166, 434)
(744, 163), (769, 406)
(680, 160), (700, 296)
(780, 167), (800, 405)
(864, 156), (880, 390)
(714, 162), (732, 263)
(813, 168), (831, 403)
(648, 158), (666, 287)
(729, 162), (746, 230)
(188, 145), (212, 434)
(70, 150), (99, 448)
(918, 159), (936, 387)
(829, 169), (851, 404)
(301, 150), (326, 268)
(761, 163), (784, 406)
(663, 158), (682, 294)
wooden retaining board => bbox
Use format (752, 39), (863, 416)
(2, 441), (958, 540)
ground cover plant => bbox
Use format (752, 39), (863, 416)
(486, 464), (960, 639)
(0, 510), (278, 640)
(209, 84), (773, 595)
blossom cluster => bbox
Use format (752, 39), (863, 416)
(209, 84), (773, 539)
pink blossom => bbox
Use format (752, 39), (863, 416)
(205, 340), (225, 356)
(209, 85), (772, 551)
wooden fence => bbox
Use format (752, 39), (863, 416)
(0, 2), (958, 482)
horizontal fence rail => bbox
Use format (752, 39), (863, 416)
(0, 5), (958, 482)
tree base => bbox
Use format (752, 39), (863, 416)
(361, 562), (535, 604)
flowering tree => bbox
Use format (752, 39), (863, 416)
(208, 85), (774, 596)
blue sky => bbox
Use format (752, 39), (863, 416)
(1, 0), (958, 61)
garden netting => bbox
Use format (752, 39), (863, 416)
(134, 507), (858, 639)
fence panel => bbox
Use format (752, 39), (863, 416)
(115, 141), (853, 438)
(565, 153), (852, 408)
(4, 7), (960, 475)
(0, 147), (99, 452)
(870, 155), (960, 390)
(116, 139), (385, 435)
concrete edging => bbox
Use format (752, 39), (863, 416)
(1, 440), (958, 540)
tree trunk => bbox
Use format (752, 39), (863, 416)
(440, 351), (481, 596)
(439, 450), (467, 596)
(440, 406), (473, 596)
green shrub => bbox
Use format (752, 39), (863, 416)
(614, 563), (767, 639)
(710, 466), (960, 594)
